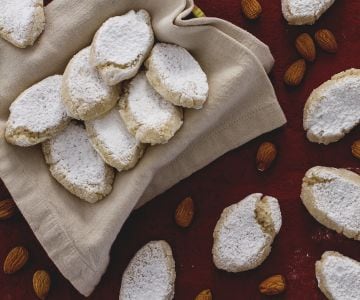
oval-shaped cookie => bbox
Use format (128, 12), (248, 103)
(316, 251), (360, 300)
(119, 72), (183, 145)
(212, 193), (282, 272)
(62, 47), (119, 121)
(85, 109), (146, 172)
(5, 75), (71, 147)
(281, 0), (336, 25)
(301, 166), (360, 240)
(303, 68), (360, 145)
(0, 0), (45, 48)
(119, 241), (176, 300)
(42, 121), (115, 203)
(145, 43), (209, 109)
(90, 10), (154, 86)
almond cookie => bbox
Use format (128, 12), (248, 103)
(212, 193), (282, 272)
(42, 121), (114, 203)
(316, 251), (360, 300)
(85, 109), (146, 172)
(90, 10), (154, 86)
(304, 69), (360, 145)
(62, 47), (119, 121)
(281, 0), (335, 25)
(301, 166), (360, 240)
(0, 0), (45, 48)
(145, 43), (209, 109)
(119, 241), (176, 300)
(5, 75), (70, 147)
(119, 72), (183, 145)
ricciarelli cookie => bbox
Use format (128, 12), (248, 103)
(301, 166), (360, 241)
(119, 72), (183, 145)
(145, 43), (209, 109)
(303, 69), (360, 145)
(42, 121), (114, 203)
(281, 0), (336, 25)
(85, 109), (146, 172)
(119, 241), (176, 300)
(212, 193), (282, 272)
(90, 10), (154, 86)
(62, 47), (119, 121)
(316, 251), (360, 300)
(5, 75), (71, 147)
(0, 0), (45, 48)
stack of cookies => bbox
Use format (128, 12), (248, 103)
(4, 10), (209, 203)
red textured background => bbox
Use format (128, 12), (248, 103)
(1, 1), (360, 299)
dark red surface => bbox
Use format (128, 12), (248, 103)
(1, 1), (360, 299)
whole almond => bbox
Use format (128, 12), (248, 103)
(295, 33), (316, 62)
(256, 142), (277, 172)
(0, 199), (17, 220)
(284, 59), (306, 86)
(315, 29), (338, 53)
(3, 246), (29, 274)
(175, 197), (194, 228)
(195, 289), (212, 300)
(33, 270), (51, 300)
(241, 0), (262, 20)
(351, 140), (360, 160)
(259, 275), (286, 295)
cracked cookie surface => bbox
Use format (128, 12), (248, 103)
(5, 75), (70, 146)
(212, 193), (282, 272)
(301, 166), (360, 240)
(119, 72), (183, 145)
(42, 121), (114, 203)
(281, 0), (335, 25)
(303, 68), (360, 145)
(62, 47), (119, 121)
(145, 43), (209, 109)
(316, 251), (360, 300)
(85, 108), (146, 172)
(0, 0), (45, 48)
(90, 10), (154, 86)
(119, 241), (176, 300)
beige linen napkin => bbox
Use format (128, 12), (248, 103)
(0, 0), (286, 296)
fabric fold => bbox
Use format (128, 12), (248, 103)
(0, 0), (286, 296)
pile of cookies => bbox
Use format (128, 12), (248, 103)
(4, 10), (209, 203)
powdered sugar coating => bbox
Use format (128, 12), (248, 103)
(42, 122), (114, 203)
(316, 251), (360, 300)
(0, 0), (45, 48)
(62, 47), (119, 120)
(145, 43), (209, 109)
(90, 10), (154, 86)
(119, 240), (176, 300)
(119, 72), (183, 145)
(281, 0), (335, 25)
(5, 75), (70, 146)
(304, 69), (360, 145)
(301, 166), (360, 240)
(85, 109), (145, 172)
(212, 193), (282, 272)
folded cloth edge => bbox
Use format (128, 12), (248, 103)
(178, 0), (275, 73)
